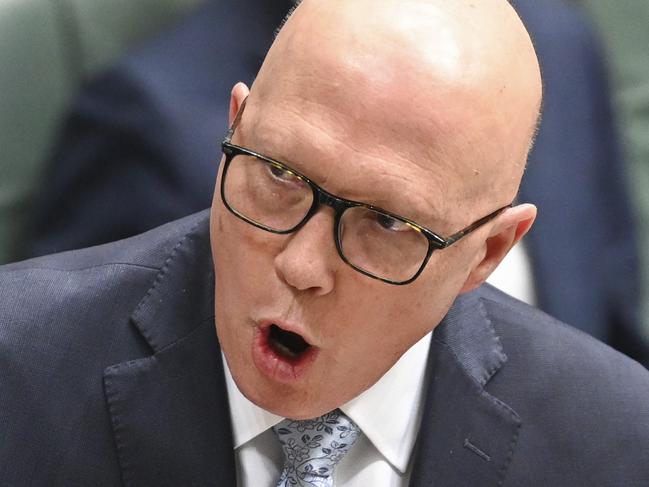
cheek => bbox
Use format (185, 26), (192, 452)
(336, 259), (465, 354)
(328, 284), (435, 359)
(211, 212), (278, 332)
(213, 210), (281, 278)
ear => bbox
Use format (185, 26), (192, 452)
(460, 203), (537, 294)
(228, 82), (250, 126)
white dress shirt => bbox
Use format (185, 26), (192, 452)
(223, 331), (432, 486)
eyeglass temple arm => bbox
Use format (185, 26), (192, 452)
(442, 204), (512, 248)
(224, 96), (249, 143)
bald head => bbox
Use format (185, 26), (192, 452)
(242, 0), (541, 220)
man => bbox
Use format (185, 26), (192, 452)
(2, 0), (648, 485)
(27, 0), (646, 365)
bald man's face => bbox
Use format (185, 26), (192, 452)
(210, 0), (541, 419)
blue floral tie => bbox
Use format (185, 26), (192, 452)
(273, 409), (361, 487)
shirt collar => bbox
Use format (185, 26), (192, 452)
(223, 331), (432, 473)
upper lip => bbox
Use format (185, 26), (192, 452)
(257, 319), (317, 347)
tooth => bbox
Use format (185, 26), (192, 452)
(269, 333), (298, 358)
(275, 340), (296, 358)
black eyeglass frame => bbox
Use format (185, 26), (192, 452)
(220, 99), (512, 285)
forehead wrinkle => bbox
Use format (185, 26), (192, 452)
(245, 100), (345, 187)
(354, 164), (452, 230)
(253, 79), (462, 179)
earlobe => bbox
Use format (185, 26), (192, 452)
(459, 204), (537, 294)
(229, 82), (251, 126)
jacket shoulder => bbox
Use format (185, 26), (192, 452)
(477, 286), (649, 485)
(9, 210), (210, 273)
(0, 211), (212, 482)
(480, 285), (648, 383)
(0, 210), (210, 365)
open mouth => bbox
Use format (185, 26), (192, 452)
(252, 321), (319, 382)
(268, 324), (311, 360)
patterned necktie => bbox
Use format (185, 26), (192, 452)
(273, 409), (361, 487)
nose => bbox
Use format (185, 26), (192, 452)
(274, 208), (338, 296)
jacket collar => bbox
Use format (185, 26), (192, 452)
(103, 212), (520, 486)
(409, 288), (521, 486)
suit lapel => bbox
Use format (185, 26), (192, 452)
(103, 214), (236, 487)
(410, 289), (521, 487)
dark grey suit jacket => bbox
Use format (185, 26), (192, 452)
(2, 211), (649, 486)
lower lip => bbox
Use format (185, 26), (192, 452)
(251, 326), (318, 383)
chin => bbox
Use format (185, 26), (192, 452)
(238, 374), (334, 420)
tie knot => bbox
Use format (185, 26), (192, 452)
(273, 409), (361, 486)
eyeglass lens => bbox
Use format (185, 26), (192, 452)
(223, 153), (430, 282)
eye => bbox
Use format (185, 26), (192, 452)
(375, 213), (410, 232)
(268, 163), (299, 182)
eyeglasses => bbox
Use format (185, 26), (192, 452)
(220, 99), (511, 285)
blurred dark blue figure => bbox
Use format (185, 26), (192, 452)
(28, 0), (645, 364)
(29, 0), (293, 253)
(513, 0), (644, 362)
